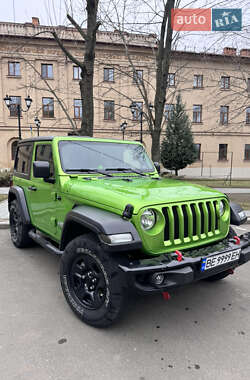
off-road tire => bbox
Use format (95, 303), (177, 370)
(204, 227), (237, 282)
(9, 200), (34, 248)
(60, 234), (127, 327)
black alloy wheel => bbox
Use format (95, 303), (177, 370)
(70, 253), (107, 310)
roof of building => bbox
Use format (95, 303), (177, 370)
(0, 19), (249, 61)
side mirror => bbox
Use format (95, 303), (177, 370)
(230, 202), (247, 225)
(154, 162), (161, 174)
(33, 161), (50, 179)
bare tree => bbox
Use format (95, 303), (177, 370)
(52, 0), (101, 136)
(101, 0), (176, 161)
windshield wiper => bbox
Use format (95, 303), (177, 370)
(65, 169), (113, 177)
(105, 167), (147, 177)
(105, 167), (160, 180)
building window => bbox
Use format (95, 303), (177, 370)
(41, 64), (53, 79)
(220, 106), (229, 124)
(193, 105), (202, 123)
(131, 102), (143, 121)
(11, 140), (18, 160)
(246, 107), (250, 124)
(193, 75), (203, 88)
(9, 96), (21, 117)
(194, 144), (201, 161)
(164, 104), (174, 120)
(104, 100), (115, 120)
(218, 144), (228, 161)
(8, 62), (20, 76)
(167, 73), (175, 87)
(74, 99), (82, 119)
(247, 78), (250, 93)
(244, 144), (250, 160)
(104, 68), (114, 82)
(73, 66), (81, 80)
(42, 98), (54, 118)
(133, 70), (143, 84)
(221, 76), (230, 89)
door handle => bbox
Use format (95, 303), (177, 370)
(28, 186), (37, 191)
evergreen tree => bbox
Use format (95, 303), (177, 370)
(161, 93), (197, 176)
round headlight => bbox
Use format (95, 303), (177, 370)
(219, 200), (225, 216)
(141, 209), (156, 230)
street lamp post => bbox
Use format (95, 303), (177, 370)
(34, 116), (41, 137)
(120, 121), (128, 140)
(4, 94), (32, 140)
(130, 102), (153, 143)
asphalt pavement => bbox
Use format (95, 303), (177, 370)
(0, 225), (250, 380)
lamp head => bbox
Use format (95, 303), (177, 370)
(4, 95), (11, 108)
(25, 95), (32, 109)
(34, 116), (41, 127)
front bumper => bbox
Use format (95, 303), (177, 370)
(119, 233), (250, 294)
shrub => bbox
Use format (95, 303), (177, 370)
(0, 171), (12, 187)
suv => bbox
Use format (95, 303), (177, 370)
(9, 136), (250, 327)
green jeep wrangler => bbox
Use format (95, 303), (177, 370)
(8, 136), (250, 327)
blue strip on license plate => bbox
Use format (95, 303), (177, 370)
(201, 248), (241, 271)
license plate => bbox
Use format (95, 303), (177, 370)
(201, 249), (241, 271)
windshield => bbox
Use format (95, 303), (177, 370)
(59, 140), (155, 173)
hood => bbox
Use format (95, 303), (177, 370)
(63, 176), (225, 214)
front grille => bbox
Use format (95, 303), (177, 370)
(162, 200), (220, 243)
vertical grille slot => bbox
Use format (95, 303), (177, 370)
(162, 207), (170, 241)
(181, 205), (189, 238)
(172, 206), (179, 240)
(213, 201), (219, 230)
(207, 202), (212, 232)
(190, 204), (197, 235)
(199, 202), (205, 234)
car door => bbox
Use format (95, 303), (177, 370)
(26, 142), (58, 237)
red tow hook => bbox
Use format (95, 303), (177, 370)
(233, 236), (241, 245)
(228, 268), (234, 275)
(175, 250), (183, 262)
(162, 292), (171, 300)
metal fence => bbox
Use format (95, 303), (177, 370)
(181, 152), (235, 182)
(200, 152), (233, 182)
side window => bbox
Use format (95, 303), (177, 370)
(14, 144), (33, 176)
(35, 144), (55, 178)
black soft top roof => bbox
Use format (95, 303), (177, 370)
(18, 137), (54, 143)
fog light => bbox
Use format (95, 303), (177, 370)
(151, 273), (165, 286)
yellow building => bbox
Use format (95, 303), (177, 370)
(0, 18), (250, 178)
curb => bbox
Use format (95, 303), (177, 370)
(0, 220), (9, 229)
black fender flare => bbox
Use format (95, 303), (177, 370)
(8, 186), (31, 225)
(60, 205), (142, 252)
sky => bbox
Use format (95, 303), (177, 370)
(0, 0), (67, 25)
(0, 0), (249, 53)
